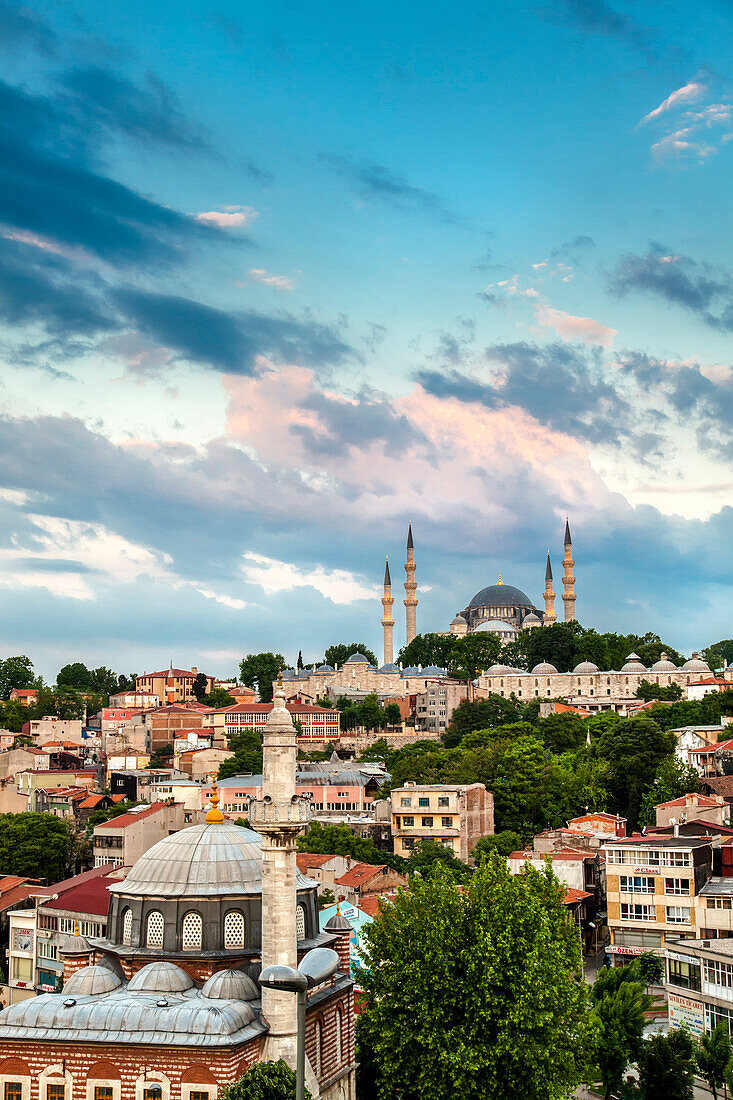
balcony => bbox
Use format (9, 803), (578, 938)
(248, 796), (311, 829)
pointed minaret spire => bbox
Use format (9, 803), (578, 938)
(562, 516), (576, 622)
(404, 522), (418, 646)
(381, 556), (395, 666)
(544, 550), (557, 624)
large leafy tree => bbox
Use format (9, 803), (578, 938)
(697, 1023), (731, 1100)
(0, 813), (72, 882)
(593, 716), (676, 828)
(635, 678), (682, 701)
(239, 652), (285, 704)
(0, 655), (39, 698)
(703, 639), (733, 671)
(297, 821), (405, 871)
(397, 632), (458, 670)
(405, 838), (469, 880)
(472, 830), (524, 861)
(219, 1061), (311, 1100)
(203, 687), (236, 708)
(357, 857), (594, 1100)
(637, 1028), (695, 1100)
(590, 978), (650, 1099)
(192, 672), (209, 700)
(443, 695), (522, 748)
(447, 632), (501, 680)
(323, 642), (378, 668)
(219, 728), (263, 779)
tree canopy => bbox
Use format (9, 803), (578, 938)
(356, 857), (594, 1100)
(592, 716), (676, 828)
(297, 821), (404, 871)
(0, 813), (71, 882)
(219, 1061), (312, 1100)
(219, 727), (263, 779)
(500, 622), (682, 673)
(239, 653), (284, 704)
(324, 642), (378, 668)
(638, 756), (700, 827)
(204, 686), (236, 708)
(0, 655), (39, 698)
(396, 632), (501, 680)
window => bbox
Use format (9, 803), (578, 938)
(94, 1090), (114, 1100)
(402, 838), (414, 850)
(400, 797), (411, 806)
(666, 906), (691, 924)
(181, 911), (202, 950)
(620, 876), (655, 894)
(123, 908), (133, 945)
(146, 910), (164, 948)
(190, 1094), (209, 1100)
(661, 851), (690, 867)
(707, 1004), (733, 1036)
(46, 1086), (65, 1100)
(315, 1019), (323, 1078)
(11, 956), (32, 980)
(336, 1007), (344, 1063)
(668, 957), (701, 992)
(620, 903), (656, 922)
(224, 910), (245, 948)
(418, 797), (429, 807)
(402, 816), (414, 826)
(38, 940), (57, 960)
(143, 1089), (162, 1100)
(5, 1086), (22, 1100)
(665, 878), (689, 896)
(296, 905), (306, 940)
(441, 816), (452, 828)
(421, 817), (433, 827)
(704, 958), (733, 989)
(707, 898), (733, 910)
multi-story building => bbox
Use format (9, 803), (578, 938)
(108, 767), (190, 802)
(202, 768), (382, 818)
(604, 834), (715, 963)
(7, 910), (36, 1002)
(108, 689), (160, 708)
(92, 801), (200, 868)
(390, 782), (494, 862)
(655, 793), (730, 830)
(135, 665), (214, 706)
(19, 717), (83, 743)
(176, 746), (234, 780)
(664, 936), (733, 1038)
(225, 701), (340, 743)
(15, 768), (97, 809)
(414, 680), (469, 733)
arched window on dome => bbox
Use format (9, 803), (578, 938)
(146, 910), (164, 948)
(296, 904), (306, 940)
(181, 911), (202, 951)
(223, 910), (245, 949)
(122, 907), (133, 946)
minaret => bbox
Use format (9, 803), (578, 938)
(562, 518), (576, 622)
(404, 522), (418, 645)
(381, 557), (395, 666)
(544, 551), (557, 624)
(249, 674), (310, 1066)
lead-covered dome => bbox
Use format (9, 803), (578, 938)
(473, 619), (517, 634)
(650, 653), (677, 672)
(469, 584), (534, 609)
(682, 654), (711, 673)
(202, 969), (259, 1000)
(573, 661), (600, 674)
(128, 961), (194, 993)
(63, 965), (122, 996)
(621, 653), (646, 672)
(531, 661), (558, 675)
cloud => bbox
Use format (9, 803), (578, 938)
(246, 268), (295, 290)
(640, 80), (706, 125)
(549, 0), (656, 57)
(609, 244), (733, 330)
(0, 0), (56, 55)
(550, 235), (596, 264)
(534, 304), (617, 346)
(241, 552), (378, 604)
(196, 206), (259, 228)
(320, 153), (457, 222)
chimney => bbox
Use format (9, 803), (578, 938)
(674, 822), (680, 836)
(191, 666), (197, 675)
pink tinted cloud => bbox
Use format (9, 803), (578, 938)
(534, 305), (617, 347)
(244, 269), (296, 290)
(195, 205), (258, 228)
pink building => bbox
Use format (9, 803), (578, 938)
(202, 769), (378, 817)
(225, 701), (340, 742)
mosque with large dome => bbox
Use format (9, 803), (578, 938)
(0, 686), (356, 1100)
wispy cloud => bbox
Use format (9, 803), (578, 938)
(241, 552), (377, 604)
(246, 268), (296, 290)
(195, 205), (259, 228)
(534, 305), (617, 347)
(320, 153), (458, 223)
(640, 80), (706, 125)
(638, 78), (732, 162)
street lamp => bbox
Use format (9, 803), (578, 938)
(259, 948), (340, 1100)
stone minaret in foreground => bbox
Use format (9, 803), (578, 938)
(562, 518), (576, 622)
(381, 557), (395, 666)
(543, 551), (557, 624)
(250, 674), (310, 1066)
(404, 522), (418, 646)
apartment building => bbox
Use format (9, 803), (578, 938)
(20, 717), (82, 743)
(136, 665), (214, 706)
(664, 937), (733, 1038)
(15, 768), (97, 809)
(202, 769), (381, 818)
(603, 834), (714, 962)
(390, 782), (494, 863)
(224, 701), (340, 742)
(414, 680), (469, 734)
(655, 793), (730, 830)
(91, 800), (198, 868)
(7, 909), (36, 1002)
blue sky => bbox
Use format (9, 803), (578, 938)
(1, 0), (732, 679)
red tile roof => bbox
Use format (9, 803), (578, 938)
(79, 794), (107, 809)
(564, 888), (593, 905)
(296, 854), (338, 872)
(358, 893), (398, 917)
(140, 668), (200, 679)
(33, 865), (116, 899)
(110, 794), (126, 803)
(39, 869), (125, 916)
(94, 802), (171, 830)
(553, 702), (592, 717)
(656, 794), (723, 809)
(335, 863), (386, 888)
(0, 884), (38, 910)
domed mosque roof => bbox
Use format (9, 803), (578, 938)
(128, 961), (195, 993)
(485, 664), (514, 675)
(523, 613), (541, 624)
(451, 614), (467, 626)
(573, 661), (600, 673)
(682, 653), (711, 673)
(379, 663), (400, 672)
(202, 969), (259, 1001)
(473, 619), (517, 634)
(63, 964), (123, 996)
(345, 652), (371, 664)
(650, 652), (678, 672)
(620, 652), (647, 672)
(468, 583), (534, 610)
(316, 663), (334, 673)
(531, 661), (559, 675)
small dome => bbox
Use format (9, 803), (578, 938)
(682, 654), (711, 673)
(325, 911), (352, 933)
(422, 665), (447, 676)
(523, 613), (541, 623)
(451, 614), (467, 626)
(379, 663), (400, 672)
(316, 664), (334, 673)
(127, 962), (194, 993)
(531, 661), (558, 674)
(573, 661), (600, 674)
(485, 664), (513, 675)
(473, 619), (517, 634)
(621, 652), (647, 672)
(63, 965), (122, 996)
(345, 652), (370, 664)
(650, 652), (677, 672)
(401, 666), (420, 677)
(280, 668), (298, 680)
(202, 969), (259, 1000)
(60, 932), (91, 955)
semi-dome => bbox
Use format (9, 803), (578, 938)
(468, 583), (534, 610)
(531, 661), (558, 675)
(573, 661), (600, 674)
(682, 654), (711, 673)
(650, 652), (677, 672)
(621, 653), (647, 672)
(63, 964), (123, 996)
(127, 961), (194, 993)
(473, 619), (517, 634)
(523, 613), (541, 624)
(202, 968), (259, 1000)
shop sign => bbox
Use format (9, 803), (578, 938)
(607, 945), (645, 956)
(668, 992), (705, 1036)
(39, 983), (56, 992)
(666, 950), (699, 966)
(633, 867), (658, 875)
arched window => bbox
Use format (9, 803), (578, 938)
(336, 1007), (343, 1064)
(146, 910), (164, 948)
(296, 904), (306, 940)
(223, 910), (245, 948)
(122, 908), (133, 946)
(315, 1019), (323, 1078)
(181, 912), (202, 951)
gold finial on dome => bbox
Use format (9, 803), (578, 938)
(497, 572), (503, 585)
(277, 667), (283, 689)
(206, 773), (224, 824)
(74, 919), (80, 936)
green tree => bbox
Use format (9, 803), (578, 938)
(219, 1060), (312, 1100)
(323, 642), (378, 668)
(192, 672), (209, 700)
(298, 821), (404, 871)
(318, 888), (335, 910)
(535, 711), (587, 753)
(56, 662), (94, 691)
(443, 695), (522, 749)
(635, 678), (682, 701)
(593, 716), (676, 828)
(359, 693), (385, 731)
(219, 728), (263, 779)
(405, 838), (469, 879)
(638, 756), (700, 827)
(448, 632), (501, 680)
(633, 951), (664, 987)
(0, 655), (39, 698)
(397, 632), (458, 671)
(357, 857), (594, 1100)
(697, 1022), (731, 1100)
(203, 687), (235, 708)
(0, 813), (72, 881)
(85, 800), (143, 834)
(591, 980), (650, 1099)
(703, 639), (733, 672)
(239, 653), (285, 704)
(637, 1028), (695, 1100)
(384, 702), (401, 726)
(472, 830), (524, 860)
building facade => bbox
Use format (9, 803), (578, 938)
(225, 703), (340, 743)
(136, 666), (214, 707)
(390, 783), (494, 862)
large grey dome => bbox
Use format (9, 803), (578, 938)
(128, 962), (194, 993)
(63, 965), (122, 996)
(650, 653), (677, 672)
(531, 661), (558, 675)
(109, 822), (314, 899)
(682, 655), (710, 673)
(573, 661), (600, 674)
(621, 653), (647, 672)
(469, 584), (534, 609)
